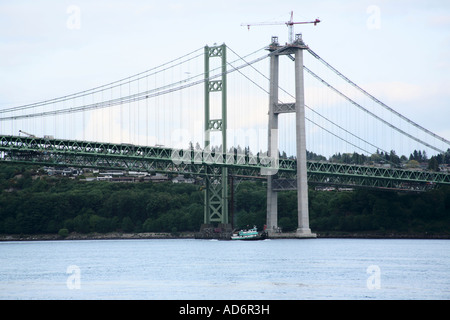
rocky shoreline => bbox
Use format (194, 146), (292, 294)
(0, 232), (196, 241)
(316, 232), (450, 239)
(1, 231), (449, 241)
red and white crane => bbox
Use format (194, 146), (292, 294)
(241, 11), (320, 44)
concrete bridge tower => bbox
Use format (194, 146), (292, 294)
(266, 35), (316, 238)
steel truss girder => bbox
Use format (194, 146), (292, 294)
(306, 161), (450, 185)
(1, 135), (449, 192)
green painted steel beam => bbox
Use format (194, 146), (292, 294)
(1, 134), (449, 192)
(204, 44), (228, 224)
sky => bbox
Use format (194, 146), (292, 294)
(1, 0), (449, 156)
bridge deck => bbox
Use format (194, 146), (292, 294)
(1, 135), (449, 192)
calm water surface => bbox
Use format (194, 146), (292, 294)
(0, 238), (449, 299)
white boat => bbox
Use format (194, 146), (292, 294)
(231, 226), (266, 240)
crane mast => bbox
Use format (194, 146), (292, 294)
(241, 11), (320, 44)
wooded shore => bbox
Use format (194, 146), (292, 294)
(1, 231), (449, 241)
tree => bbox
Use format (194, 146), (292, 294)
(405, 160), (420, 168)
(428, 156), (439, 171)
(389, 150), (400, 165)
(278, 217), (296, 232)
(72, 213), (91, 233)
(121, 216), (134, 233)
(58, 228), (69, 238)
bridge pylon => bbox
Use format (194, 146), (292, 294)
(203, 44), (229, 226)
(266, 35), (316, 238)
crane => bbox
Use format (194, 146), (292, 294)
(241, 11), (320, 44)
(19, 130), (36, 138)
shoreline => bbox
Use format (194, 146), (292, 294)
(1, 231), (449, 241)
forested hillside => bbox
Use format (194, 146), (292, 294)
(0, 164), (203, 235)
(0, 163), (449, 237)
(234, 181), (450, 235)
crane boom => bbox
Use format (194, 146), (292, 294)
(241, 11), (320, 43)
(19, 130), (36, 138)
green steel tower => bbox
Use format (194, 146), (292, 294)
(204, 44), (228, 225)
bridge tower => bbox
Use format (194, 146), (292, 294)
(266, 35), (316, 238)
(203, 44), (229, 226)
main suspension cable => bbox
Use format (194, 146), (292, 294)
(227, 45), (393, 157)
(0, 47), (205, 114)
(307, 48), (450, 146)
(304, 65), (446, 154)
(0, 50), (270, 121)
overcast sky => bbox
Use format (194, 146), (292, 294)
(1, 0), (449, 151)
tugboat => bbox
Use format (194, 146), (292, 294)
(231, 226), (267, 240)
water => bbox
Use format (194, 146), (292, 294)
(1, 238), (449, 300)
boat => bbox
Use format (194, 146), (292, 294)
(231, 226), (267, 240)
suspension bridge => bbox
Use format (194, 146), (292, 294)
(1, 34), (449, 238)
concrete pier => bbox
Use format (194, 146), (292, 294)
(269, 232), (316, 239)
(266, 35), (316, 239)
(294, 39), (313, 237)
(266, 47), (279, 232)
